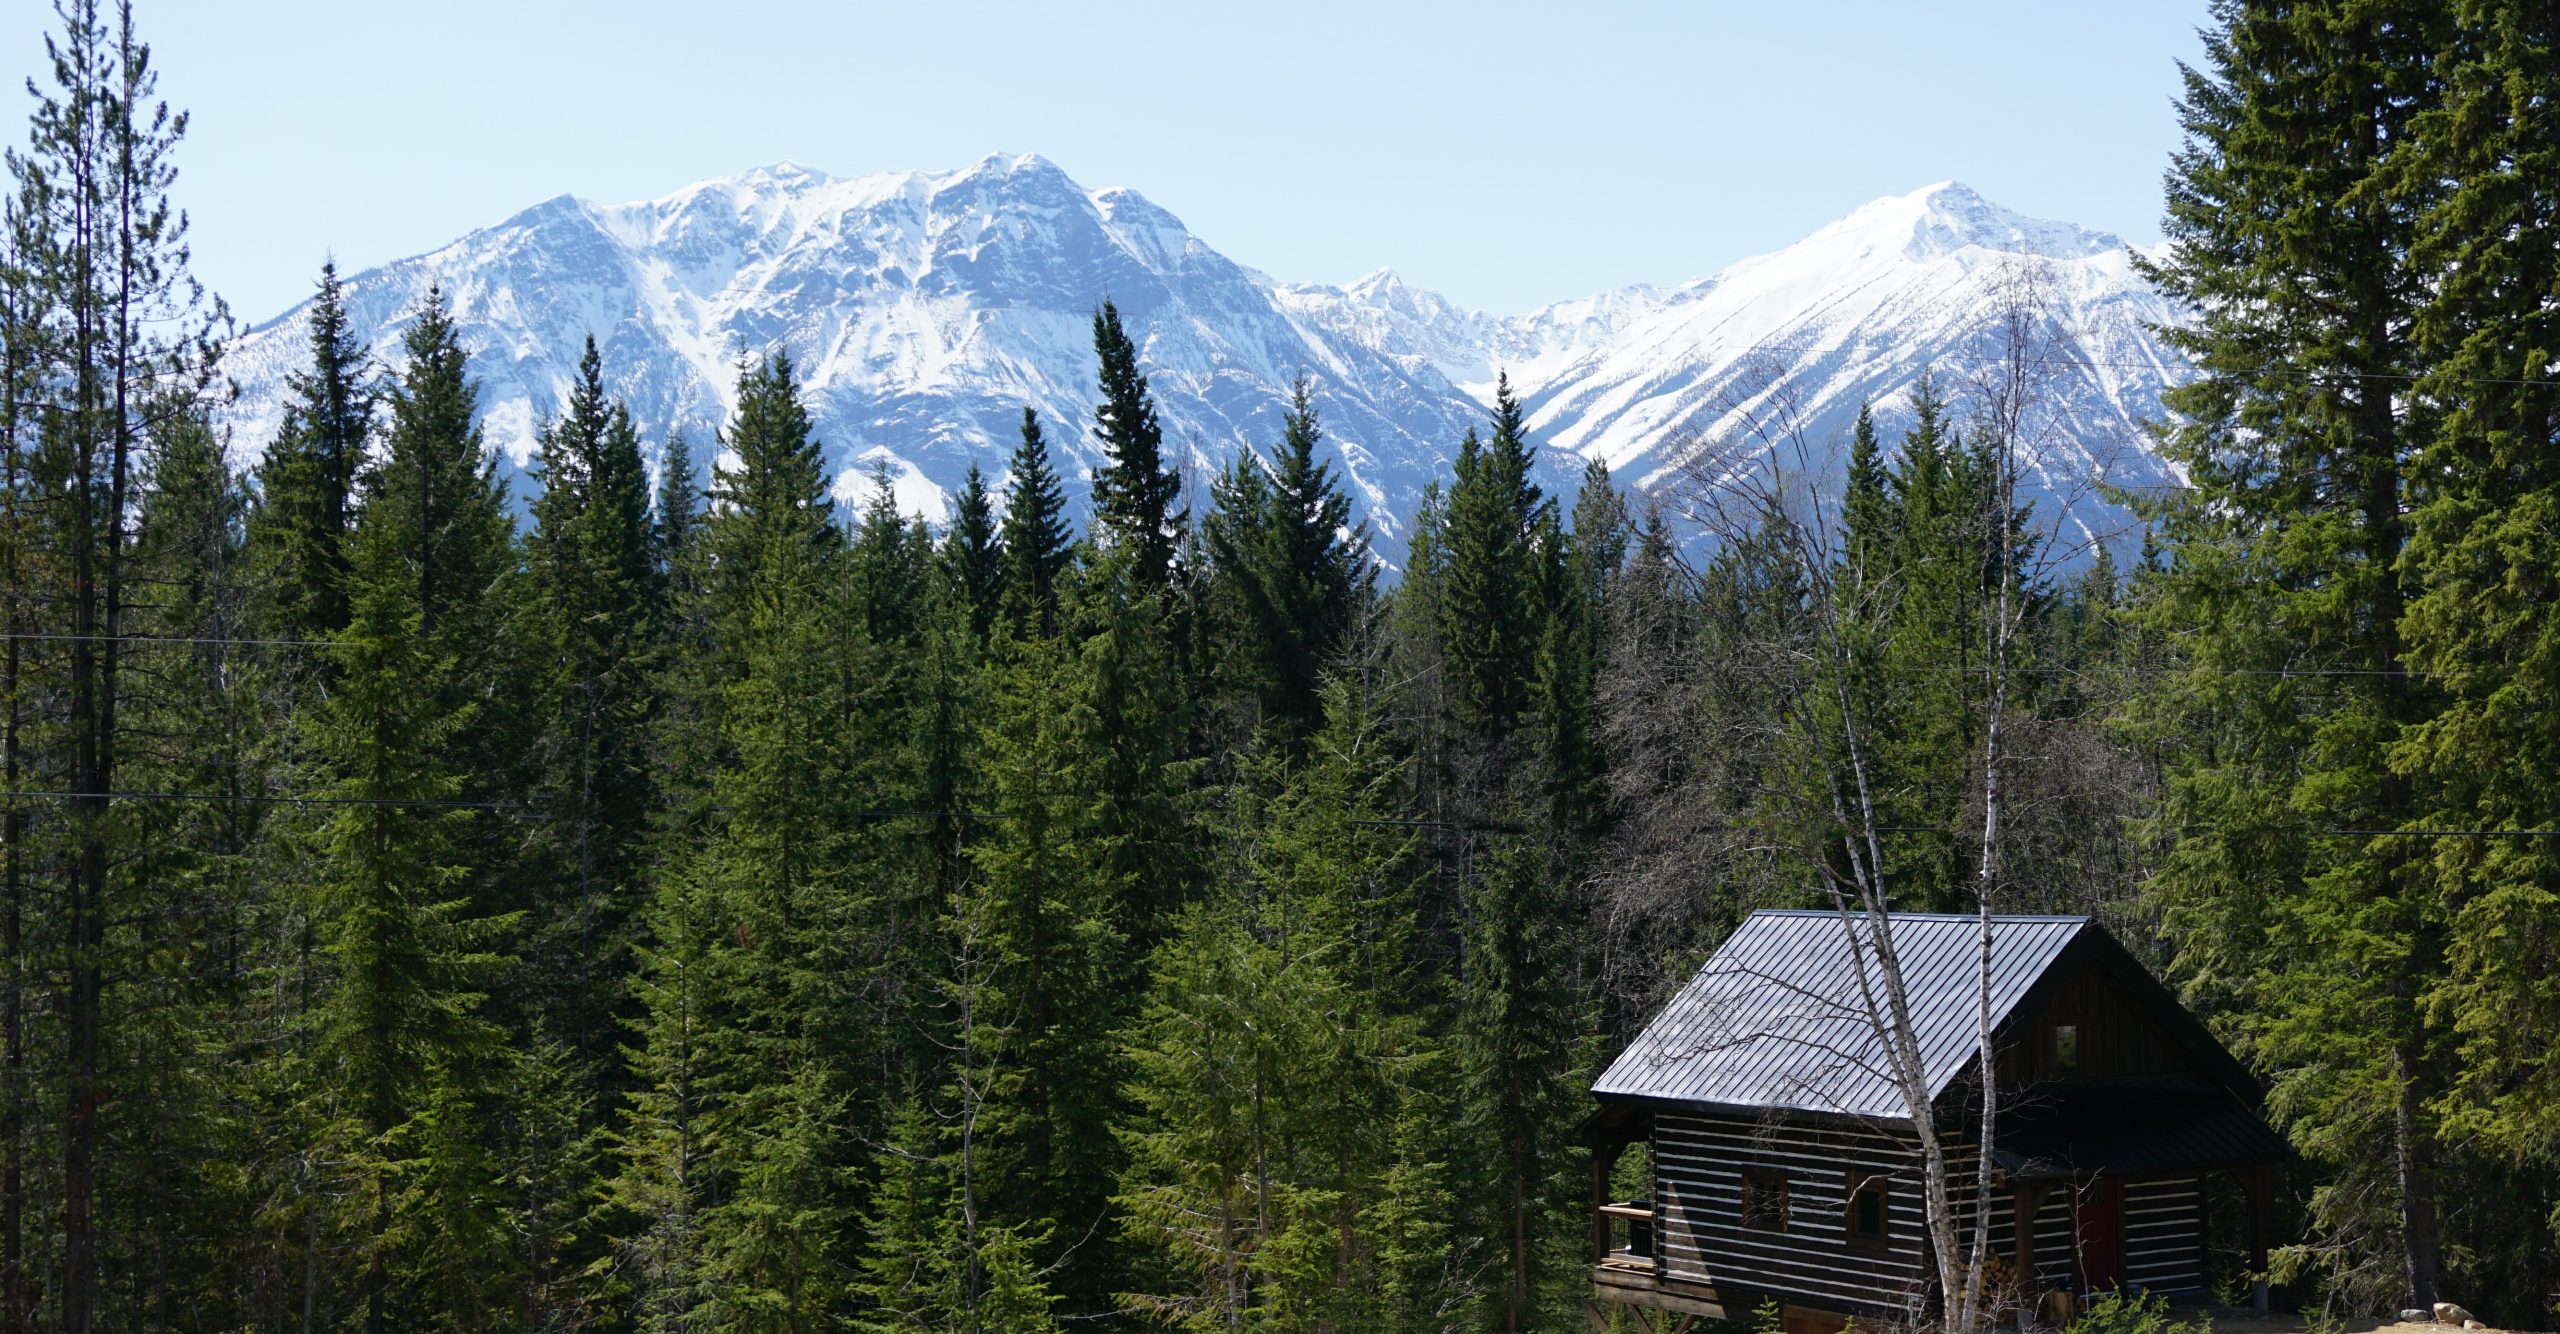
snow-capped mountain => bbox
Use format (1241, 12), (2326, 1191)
(1279, 182), (2187, 557)
(220, 159), (2185, 563)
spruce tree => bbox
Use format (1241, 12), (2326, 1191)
(511, 335), (663, 1316)
(943, 461), (1006, 644)
(619, 354), (868, 1327)
(361, 287), (517, 782)
(1115, 678), (1438, 1327)
(2136, 0), (2453, 1307)
(308, 510), (517, 1332)
(1840, 403), (1893, 584)
(1001, 407), (1073, 638)
(1456, 842), (1580, 1334)
(1437, 375), (1550, 748)
(2395, 0), (2560, 1303)
(653, 428), (703, 589)
(1203, 375), (1370, 745)
(966, 628), (1125, 1317)
(1088, 301), (1181, 587)
(250, 261), (371, 642)
(123, 405), (269, 1323)
(524, 336), (663, 1052)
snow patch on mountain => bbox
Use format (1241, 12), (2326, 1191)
(220, 164), (2185, 565)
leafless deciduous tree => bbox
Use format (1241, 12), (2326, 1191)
(1619, 257), (2110, 1329)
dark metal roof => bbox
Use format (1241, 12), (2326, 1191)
(1993, 1078), (2289, 1179)
(1592, 910), (2089, 1121)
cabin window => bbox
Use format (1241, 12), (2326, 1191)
(1740, 1167), (1789, 1232)
(2054, 1023), (2082, 1075)
(1845, 1175), (1889, 1250)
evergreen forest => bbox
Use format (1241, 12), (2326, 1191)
(0, 0), (2553, 1329)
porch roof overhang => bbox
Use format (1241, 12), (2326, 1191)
(1992, 1078), (2290, 1181)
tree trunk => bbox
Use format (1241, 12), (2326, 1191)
(2395, 1041), (2440, 1308)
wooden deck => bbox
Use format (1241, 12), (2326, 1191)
(1591, 1254), (1726, 1332)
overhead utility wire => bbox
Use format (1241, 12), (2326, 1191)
(0, 632), (2485, 683)
(8, 791), (2539, 842)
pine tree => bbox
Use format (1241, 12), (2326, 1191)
(6, 5), (226, 1320)
(1001, 408), (1074, 638)
(249, 261), (370, 642)
(1088, 301), (1181, 588)
(2135, 0), (2454, 1308)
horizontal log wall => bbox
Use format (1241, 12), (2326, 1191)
(2121, 1177), (2205, 1294)
(1977, 1184), (2080, 1287)
(1651, 1111), (2211, 1306)
(1654, 1110), (1933, 1312)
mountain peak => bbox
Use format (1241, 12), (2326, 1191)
(946, 150), (1072, 189)
(1826, 180), (2125, 262)
(1345, 268), (1416, 299)
(734, 158), (835, 190)
(220, 156), (2180, 569)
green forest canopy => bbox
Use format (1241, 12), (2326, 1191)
(0, 0), (2552, 1329)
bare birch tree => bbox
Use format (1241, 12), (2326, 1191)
(1645, 256), (2082, 1330)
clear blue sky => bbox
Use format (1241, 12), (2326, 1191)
(123, 0), (2206, 323)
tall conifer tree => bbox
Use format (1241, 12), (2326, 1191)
(1088, 301), (1181, 588)
(943, 462), (1006, 644)
(2137, 0), (2453, 1307)
(2395, 0), (2560, 1300)
(250, 262), (370, 642)
(309, 510), (516, 1333)
(1437, 375), (1549, 748)
(1203, 375), (1370, 746)
(619, 354), (868, 1326)
(523, 336), (662, 1058)
(7, 5), (225, 1318)
(1001, 407), (1072, 638)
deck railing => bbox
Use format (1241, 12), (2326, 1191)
(1594, 1198), (1654, 1267)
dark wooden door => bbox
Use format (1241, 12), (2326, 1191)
(2076, 1177), (2124, 1292)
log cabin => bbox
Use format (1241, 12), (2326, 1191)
(1585, 911), (2286, 1333)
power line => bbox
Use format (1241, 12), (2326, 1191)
(0, 631), (2477, 683)
(1874, 823), (2560, 840)
(6, 790), (2546, 843)
(2, 789), (538, 813)
(0, 632), (332, 648)
(1347, 816), (1530, 835)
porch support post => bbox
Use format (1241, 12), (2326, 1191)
(1592, 1140), (1626, 1262)
(1592, 1153), (1609, 1261)
(2013, 1182), (2045, 1331)
(2230, 1164), (2271, 1313)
